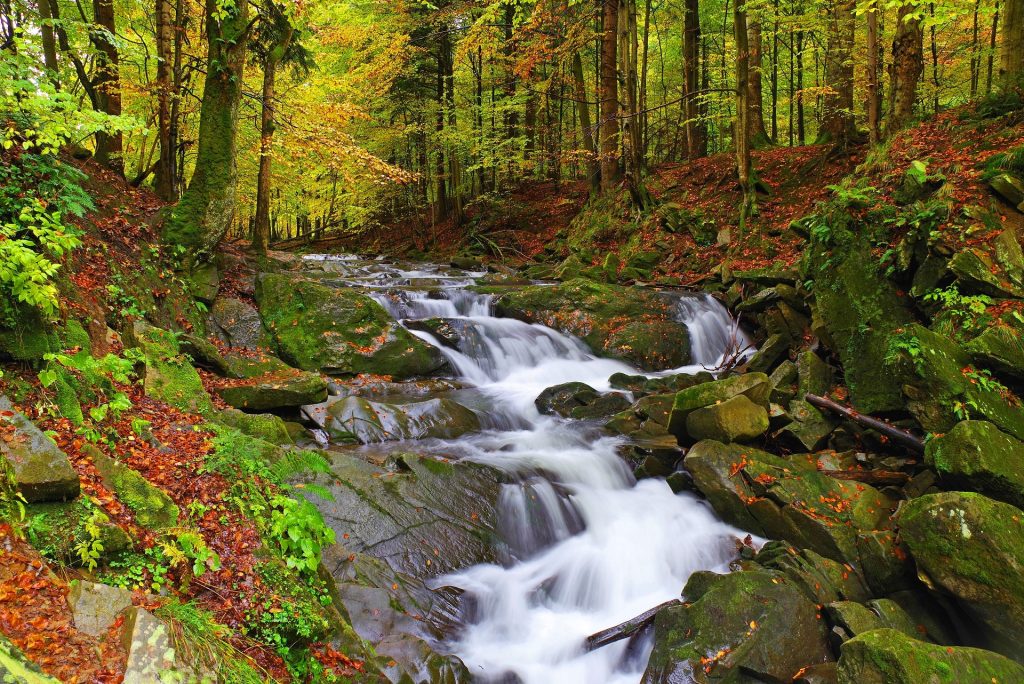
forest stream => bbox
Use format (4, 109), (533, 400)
(300, 255), (750, 683)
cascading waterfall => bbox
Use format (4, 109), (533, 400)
(305, 256), (750, 683)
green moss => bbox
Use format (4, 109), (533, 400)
(136, 323), (215, 415)
(837, 629), (1024, 684)
(87, 446), (180, 530)
(24, 498), (131, 565)
(212, 408), (294, 446)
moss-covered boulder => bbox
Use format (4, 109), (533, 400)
(684, 440), (895, 566)
(0, 396), (79, 503)
(897, 491), (1024, 659)
(135, 322), (215, 415)
(826, 600), (920, 641)
(667, 373), (771, 438)
(949, 240), (1024, 299)
(755, 541), (871, 605)
(87, 446), (179, 530)
(491, 278), (691, 370)
(890, 324), (1024, 441)
(926, 420), (1024, 508)
(256, 274), (447, 379)
(605, 393), (676, 440)
(213, 354), (327, 411)
(0, 635), (61, 683)
(207, 297), (272, 351)
(318, 396), (480, 444)
(779, 399), (840, 451)
(641, 569), (831, 683)
(802, 223), (915, 413)
(24, 498), (131, 564)
(837, 629), (1024, 684)
(534, 382), (630, 420)
(965, 318), (1024, 381)
(212, 408), (294, 445)
(684, 394), (769, 443)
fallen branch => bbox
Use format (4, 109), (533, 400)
(584, 599), (681, 651)
(804, 393), (925, 454)
(819, 469), (911, 486)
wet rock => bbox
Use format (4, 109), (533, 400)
(755, 541), (870, 605)
(667, 373), (771, 438)
(214, 354), (327, 411)
(179, 333), (230, 375)
(308, 451), (502, 578)
(406, 317), (467, 349)
(606, 393), (675, 440)
(256, 273), (447, 379)
(87, 445), (179, 530)
(314, 395), (480, 444)
(770, 360), (799, 404)
(747, 333), (790, 374)
(0, 396), (79, 503)
(837, 629), (1024, 684)
(797, 350), (833, 397)
(925, 420), (1024, 508)
(492, 278), (691, 370)
(684, 394), (769, 443)
(535, 382), (630, 420)
(641, 569), (831, 683)
(135, 322), (214, 415)
(732, 263), (800, 287)
(69, 580), (133, 637)
(685, 441), (895, 566)
(896, 491), (1024, 660)
(121, 607), (213, 682)
(207, 297), (270, 350)
(779, 399), (840, 451)
(990, 172), (1024, 209)
(891, 324), (1024, 441)
(854, 529), (915, 595)
(189, 261), (219, 304)
(826, 600), (920, 643)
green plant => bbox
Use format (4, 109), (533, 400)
(100, 546), (172, 592)
(0, 455), (26, 528)
(73, 506), (108, 571)
(827, 180), (878, 208)
(158, 529), (222, 578)
(887, 333), (925, 373)
(268, 495), (335, 573)
(923, 285), (993, 334)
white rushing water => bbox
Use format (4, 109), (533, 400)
(306, 256), (751, 683)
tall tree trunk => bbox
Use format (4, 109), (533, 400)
(771, 2), (779, 142)
(887, 2), (923, 135)
(154, 0), (176, 200)
(170, 0), (186, 194)
(433, 39), (448, 225)
(818, 0), (857, 145)
(572, 51), (601, 191)
(748, 20), (771, 145)
(161, 0), (250, 265)
(599, 0), (620, 192)
(639, 0), (651, 158)
(866, 4), (881, 145)
(987, 0), (1001, 93)
(91, 0), (122, 174)
(39, 0), (59, 79)
(970, 0), (981, 97)
(253, 26), (294, 256)
(734, 0), (754, 235)
(444, 30), (463, 226)
(683, 0), (706, 157)
(796, 13), (806, 145)
(1002, 0), (1024, 85)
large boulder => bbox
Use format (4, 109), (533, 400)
(684, 394), (769, 443)
(837, 629), (1024, 684)
(667, 373), (771, 439)
(68, 581), (133, 637)
(87, 446), (179, 530)
(134, 322), (214, 415)
(306, 451), (503, 578)
(310, 395), (481, 444)
(256, 274), (447, 379)
(890, 324), (1024, 441)
(684, 440), (895, 567)
(949, 231), (1024, 298)
(965, 317), (1024, 381)
(213, 354), (327, 411)
(0, 396), (79, 503)
(606, 393), (676, 440)
(801, 221), (915, 413)
(207, 297), (271, 350)
(641, 569), (831, 683)
(926, 420), (1024, 508)
(535, 382), (630, 420)
(491, 278), (692, 370)
(897, 491), (1024, 659)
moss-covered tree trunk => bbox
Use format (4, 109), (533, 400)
(162, 0), (249, 265)
(887, 2), (923, 136)
(253, 26), (294, 256)
(1002, 0), (1024, 85)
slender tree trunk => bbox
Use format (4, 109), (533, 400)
(91, 0), (122, 174)
(639, 0), (651, 158)
(796, 15), (806, 145)
(930, 3), (939, 113)
(771, 2), (779, 142)
(161, 0), (250, 264)
(866, 5), (881, 144)
(734, 0), (754, 234)
(1001, 0), (1023, 85)
(39, 0), (59, 78)
(970, 0), (982, 97)
(154, 0), (176, 200)
(683, 0), (706, 157)
(170, 0), (185, 194)
(433, 39), (448, 224)
(887, 1), (923, 135)
(444, 31), (463, 226)
(988, 0), (1001, 93)
(748, 20), (771, 145)
(253, 27), (294, 256)
(819, 0), (857, 145)
(599, 0), (620, 192)
(572, 51), (601, 191)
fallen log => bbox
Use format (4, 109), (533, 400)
(819, 469), (911, 486)
(804, 393), (925, 454)
(584, 598), (681, 651)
